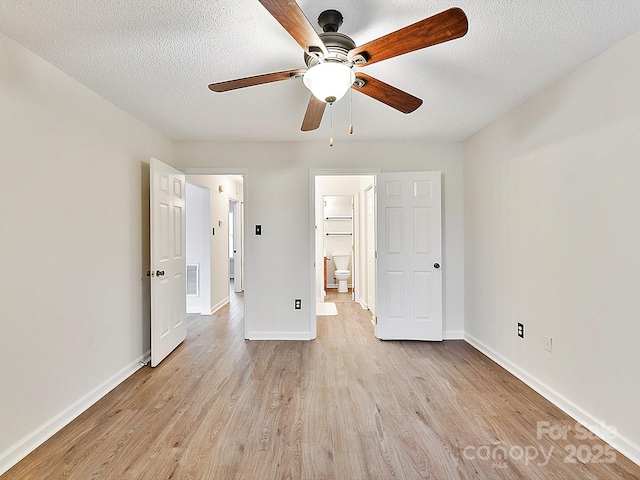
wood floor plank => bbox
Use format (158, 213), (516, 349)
(3, 291), (640, 479)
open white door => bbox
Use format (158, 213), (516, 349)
(376, 171), (442, 340)
(150, 158), (187, 367)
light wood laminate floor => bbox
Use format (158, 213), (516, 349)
(3, 289), (639, 479)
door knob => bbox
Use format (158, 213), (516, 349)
(156, 270), (165, 277)
(434, 263), (441, 269)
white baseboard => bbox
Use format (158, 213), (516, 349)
(464, 333), (640, 467)
(187, 306), (202, 314)
(444, 330), (464, 340)
(246, 331), (312, 340)
(201, 297), (229, 316)
(213, 297), (230, 313)
(0, 351), (150, 476)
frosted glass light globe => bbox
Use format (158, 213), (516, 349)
(303, 62), (355, 104)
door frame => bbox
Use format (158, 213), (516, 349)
(230, 198), (244, 293)
(309, 168), (379, 338)
(184, 167), (249, 339)
(365, 183), (376, 318)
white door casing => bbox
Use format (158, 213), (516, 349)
(366, 184), (376, 316)
(233, 200), (243, 293)
(150, 158), (187, 367)
(351, 195), (356, 301)
(376, 171), (442, 341)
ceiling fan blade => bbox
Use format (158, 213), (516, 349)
(348, 7), (468, 66)
(258, 0), (329, 57)
(301, 95), (326, 131)
(353, 73), (423, 114)
(208, 69), (305, 92)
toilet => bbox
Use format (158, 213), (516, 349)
(332, 253), (351, 293)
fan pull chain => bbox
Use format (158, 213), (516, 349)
(349, 88), (354, 135)
(329, 103), (334, 147)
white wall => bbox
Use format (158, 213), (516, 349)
(464, 29), (640, 462)
(174, 141), (465, 340)
(186, 182), (211, 313)
(0, 32), (174, 473)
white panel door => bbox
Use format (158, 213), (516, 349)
(376, 172), (442, 340)
(150, 157), (187, 367)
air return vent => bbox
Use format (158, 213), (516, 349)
(186, 264), (199, 296)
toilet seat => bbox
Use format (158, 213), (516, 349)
(335, 269), (350, 276)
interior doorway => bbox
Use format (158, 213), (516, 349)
(185, 173), (245, 331)
(312, 172), (377, 335)
(322, 194), (355, 299)
(311, 170), (444, 342)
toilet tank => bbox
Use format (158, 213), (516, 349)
(333, 253), (350, 270)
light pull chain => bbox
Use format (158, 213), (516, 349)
(329, 103), (334, 147)
(349, 87), (354, 135)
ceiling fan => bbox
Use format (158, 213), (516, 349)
(208, 0), (468, 132)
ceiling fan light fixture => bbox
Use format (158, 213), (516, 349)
(303, 62), (355, 104)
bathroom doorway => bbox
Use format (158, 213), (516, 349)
(312, 170), (444, 342)
(313, 173), (377, 330)
(323, 194), (355, 300)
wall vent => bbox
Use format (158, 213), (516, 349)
(186, 264), (199, 296)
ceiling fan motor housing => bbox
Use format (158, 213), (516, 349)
(304, 10), (356, 67)
(304, 32), (356, 67)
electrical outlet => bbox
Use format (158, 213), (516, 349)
(544, 336), (552, 352)
(255, 225), (262, 235)
(294, 299), (301, 310)
(517, 323), (524, 338)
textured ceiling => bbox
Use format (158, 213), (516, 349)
(1, 1), (640, 143)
